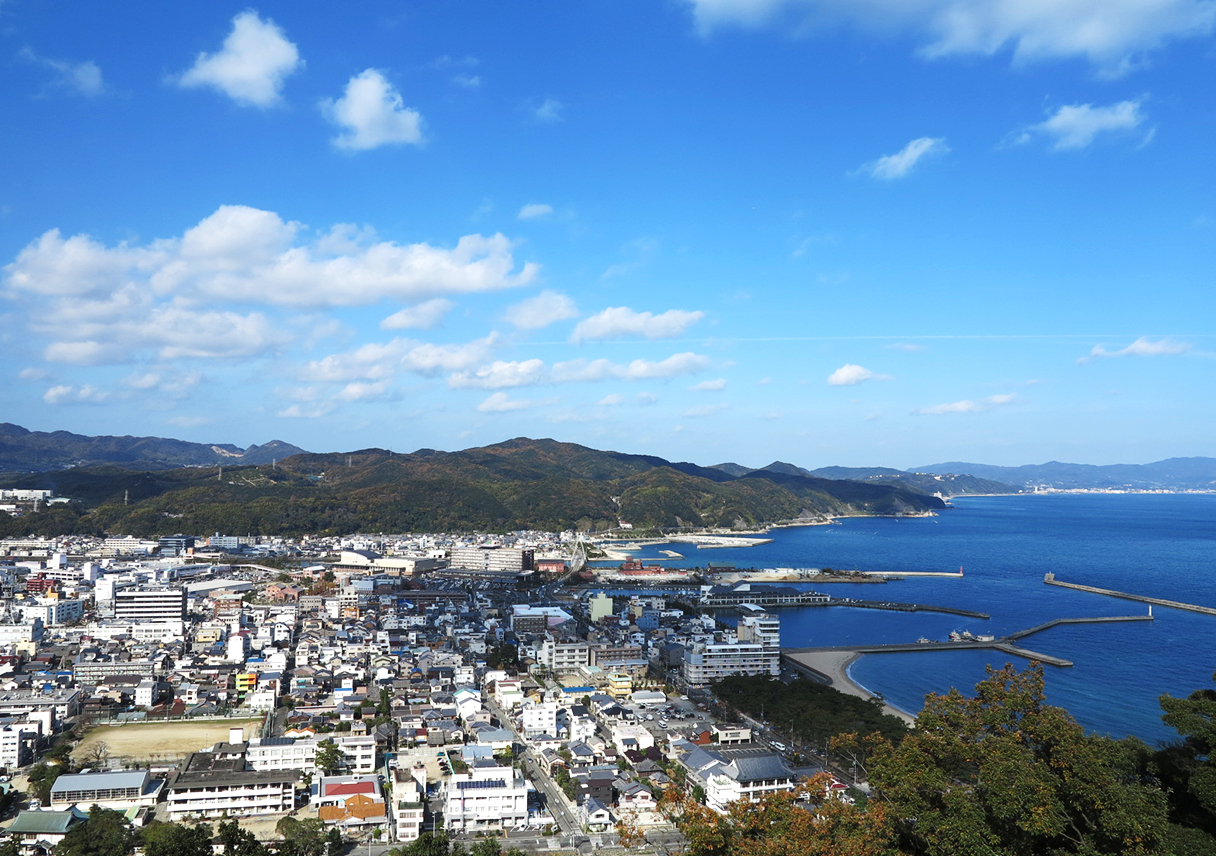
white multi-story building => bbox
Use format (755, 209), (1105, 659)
(443, 760), (528, 833)
(15, 597), (83, 627)
(391, 775), (425, 842)
(0, 722), (38, 768)
(539, 636), (590, 673)
(114, 587), (186, 623)
(680, 608), (780, 688)
(519, 700), (559, 738)
(166, 752), (296, 819)
(449, 547), (534, 573)
(336, 735), (377, 773)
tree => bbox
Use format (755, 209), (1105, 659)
(82, 740), (111, 768)
(218, 819), (268, 856)
(870, 664), (1169, 856)
(142, 822), (213, 856)
(55, 807), (136, 856)
(1160, 671), (1216, 824)
(315, 738), (343, 776)
(276, 817), (329, 856)
(28, 762), (65, 804)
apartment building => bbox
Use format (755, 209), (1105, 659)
(443, 760), (528, 833)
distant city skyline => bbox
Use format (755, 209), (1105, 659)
(2, 2), (1212, 468)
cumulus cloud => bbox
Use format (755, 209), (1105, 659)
(598, 394), (624, 406)
(448, 352), (712, 388)
(175, 10), (301, 107)
(504, 291), (579, 330)
(827, 363), (890, 385)
(689, 378), (727, 391)
(19, 48), (105, 96)
(1016, 100), (1150, 150)
(857, 137), (948, 180)
(4, 205), (538, 311)
(917, 393), (1017, 415)
(684, 0), (1216, 74)
(302, 334), (499, 383)
(381, 298), (454, 330)
(322, 69), (424, 151)
(518, 203), (554, 220)
(570, 306), (704, 343)
(1079, 336), (1192, 364)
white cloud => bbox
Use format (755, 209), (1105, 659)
(684, 0), (1216, 74)
(504, 291), (578, 330)
(917, 393), (1017, 415)
(598, 394), (624, 405)
(571, 306), (704, 343)
(448, 359), (548, 389)
(175, 10), (301, 107)
(534, 97), (563, 122)
(18, 368), (51, 382)
(477, 392), (545, 412)
(381, 298), (454, 330)
(1016, 100), (1149, 150)
(452, 73), (481, 88)
(43, 384), (109, 405)
(277, 403), (334, 419)
(518, 203), (554, 220)
(1079, 336), (1192, 364)
(322, 69), (424, 151)
(689, 378), (727, 391)
(449, 352), (712, 388)
(857, 137), (948, 180)
(19, 48), (105, 96)
(303, 334), (499, 383)
(828, 363), (878, 385)
(334, 380), (394, 402)
(5, 205), (538, 310)
(637, 392), (659, 405)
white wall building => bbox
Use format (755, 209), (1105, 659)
(443, 760), (528, 833)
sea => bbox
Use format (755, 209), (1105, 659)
(596, 493), (1216, 746)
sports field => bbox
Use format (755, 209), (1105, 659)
(72, 719), (263, 764)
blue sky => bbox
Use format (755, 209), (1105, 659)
(2, 1), (1213, 469)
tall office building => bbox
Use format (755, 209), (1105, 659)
(114, 587), (187, 623)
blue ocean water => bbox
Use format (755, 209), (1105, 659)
(605, 494), (1216, 745)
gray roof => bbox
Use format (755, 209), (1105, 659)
(51, 770), (150, 796)
(720, 754), (792, 783)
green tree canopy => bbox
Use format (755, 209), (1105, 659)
(870, 664), (1168, 856)
(55, 807), (136, 856)
(141, 822), (213, 856)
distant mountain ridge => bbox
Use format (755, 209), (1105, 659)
(712, 461), (1018, 496)
(0, 423), (307, 473)
(913, 457), (1216, 491)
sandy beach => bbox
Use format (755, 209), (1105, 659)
(786, 650), (917, 725)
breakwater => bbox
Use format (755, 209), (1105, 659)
(1044, 574), (1216, 616)
(783, 614), (1154, 669)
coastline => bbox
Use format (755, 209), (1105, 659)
(787, 650), (917, 725)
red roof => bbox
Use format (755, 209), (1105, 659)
(324, 781), (376, 797)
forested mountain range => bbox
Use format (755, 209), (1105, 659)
(0, 437), (943, 537)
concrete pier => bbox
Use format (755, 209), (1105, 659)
(1044, 575), (1216, 615)
(782, 613), (1154, 670)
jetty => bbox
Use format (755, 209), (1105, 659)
(1044, 574), (1216, 615)
(782, 614), (1154, 670)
